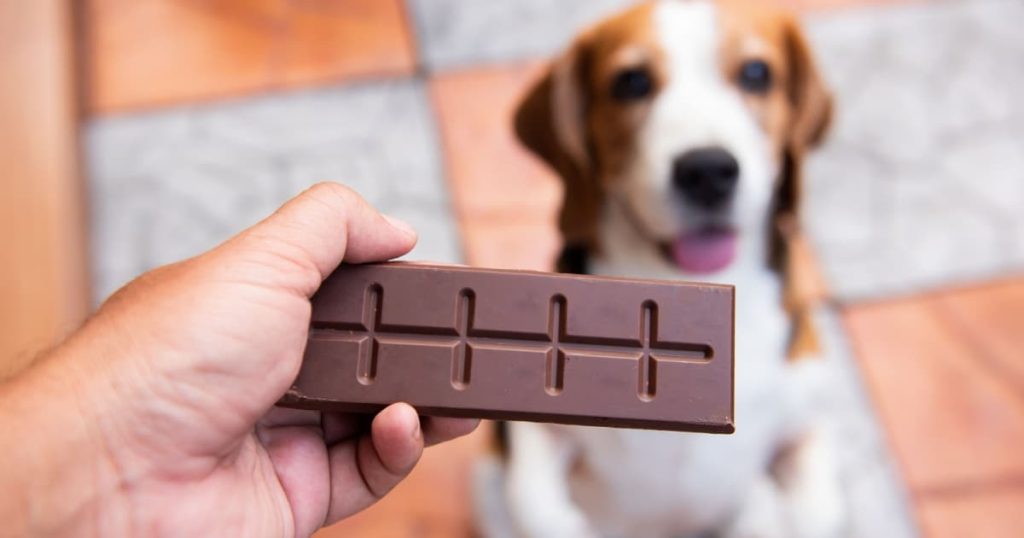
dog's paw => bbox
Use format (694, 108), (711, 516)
(778, 429), (847, 538)
(532, 516), (600, 538)
(790, 507), (845, 538)
(720, 475), (788, 538)
(784, 474), (846, 538)
(512, 505), (600, 538)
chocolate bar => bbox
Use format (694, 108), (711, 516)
(278, 263), (734, 433)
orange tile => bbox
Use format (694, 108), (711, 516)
(462, 219), (561, 271)
(84, 0), (415, 114)
(84, 0), (279, 113)
(429, 63), (564, 269)
(843, 296), (1024, 492)
(933, 280), (1024, 392)
(918, 487), (1024, 538)
(278, 0), (416, 88)
(317, 423), (490, 538)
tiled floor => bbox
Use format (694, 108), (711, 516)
(917, 488), (1024, 538)
(844, 280), (1024, 538)
(80, 0), (1024, 536)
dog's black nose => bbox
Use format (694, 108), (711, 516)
(672, 147), (740, 209)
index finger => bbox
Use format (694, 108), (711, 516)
(228, 182), (418, 297)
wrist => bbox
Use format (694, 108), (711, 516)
(0, 337), (131, 536)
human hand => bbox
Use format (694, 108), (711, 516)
(0, 183), (478, 537)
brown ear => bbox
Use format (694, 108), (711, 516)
(771, 15), (833, 361)
(773, 14), (833, 227)
(514, 39), (602, 252)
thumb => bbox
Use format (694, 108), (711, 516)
(223, 182), (417, 296)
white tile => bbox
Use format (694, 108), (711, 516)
(87, 81), (460, 302)
(804, 0), (1024, 301)
(409, 0), (636, 69)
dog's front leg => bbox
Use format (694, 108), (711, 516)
(720, 472), (789, 538)
(505, 422), (596, 538)
(773, 426), (847, 538)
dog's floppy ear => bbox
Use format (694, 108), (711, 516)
(774, 14), (832, 225)
(785, 19), (833, 155)
(514, 38), (602, 260)
(772, 14), (833, 360)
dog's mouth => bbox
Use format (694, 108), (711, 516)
(659, 226), (738, 274)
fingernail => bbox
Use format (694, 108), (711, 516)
(382, 214), (416, 237)
(411, 416), (422, 441)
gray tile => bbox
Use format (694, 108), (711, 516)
(804, 0), (1024, 301)
(87, 81), (460, 303)
(408, 0), (637, 70)
(939, 132), (1024, 218)
(804, 149), (885, 258)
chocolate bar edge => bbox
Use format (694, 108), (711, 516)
(276, 392), (735, 434)
(384, 261), (736, 293)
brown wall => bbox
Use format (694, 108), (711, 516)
(0, 1), (90, 376)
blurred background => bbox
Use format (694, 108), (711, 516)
(2, 0), (1022, 536)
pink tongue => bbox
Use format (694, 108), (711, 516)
(671, 230), (738, 273)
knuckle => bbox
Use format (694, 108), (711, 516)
(307, 181), (359, 207)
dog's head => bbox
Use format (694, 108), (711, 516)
(515, 0), (831, 277)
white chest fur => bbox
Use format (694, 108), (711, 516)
(558, 204), (810, 534)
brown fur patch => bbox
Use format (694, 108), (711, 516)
(514, 2), (661, 252)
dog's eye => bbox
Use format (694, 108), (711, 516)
(611, 67), (654, 101)
(737, 59), (772, 94)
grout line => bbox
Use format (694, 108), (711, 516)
(832, 274), (1024, 310)
(930, 292), (1024, 404)
(395, 0), (428, 78)
(913, 473), (1024, 501)
(86, 69), (422, 120)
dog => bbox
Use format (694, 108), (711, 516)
(473, 1), (843, 537)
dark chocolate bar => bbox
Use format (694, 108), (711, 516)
(278, 263), (734, 433)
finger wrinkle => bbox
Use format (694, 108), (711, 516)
(355, 437), (392, 500)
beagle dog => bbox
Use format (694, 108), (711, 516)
(474, 1), (843, 537)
